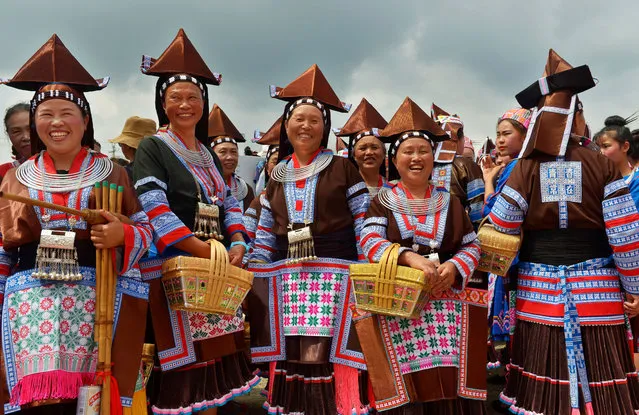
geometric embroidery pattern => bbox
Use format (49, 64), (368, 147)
(282, 270), (344, 336)
(540, 161), (582, 203)
(384, 299), (462, 375)
(188, 308), (244, 340)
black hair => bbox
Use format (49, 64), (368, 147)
(595, 115), (638, 158)
(4, 102), (30, 133)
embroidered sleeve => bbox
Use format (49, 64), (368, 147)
(360, 199), (410, 262)
(223, 187), (248, 240)
(602, 182), (639, 294)
(345, 161), (371, 261)
(448, 236), (480, 292)
(486, 161), (531, 235)
(134, 140), (193, 254)
(119, 210), (153, 276)
(249, 195), (277, 263)
(467, 176), (485, 226)
(243, 206), (259, 242)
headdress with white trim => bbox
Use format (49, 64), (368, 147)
(141, 28), (222, 143)
(208, 104), (245, 147)
(515, 49), (596, 158)
(270, 64), (351, 160)
(0, 34), (108, 154)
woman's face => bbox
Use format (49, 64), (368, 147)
(213, 142), (239, 177)
(285, 105), (324, 156)
(34, 99), (88, 157)
(5, 110), (31, 159)
(353, 135), (385, 173)
(393, 137), (434, 185)
(496, 120), (525, 157)
(598, 132), (629, 167)
(266, 152), (279, 176)
(163, 82), (204, 133)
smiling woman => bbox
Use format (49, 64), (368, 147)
(246, 64), (372, 415)
(355, 97), (486, 414)
(133, 29), (257, 415)
(0, 34), (153, 414)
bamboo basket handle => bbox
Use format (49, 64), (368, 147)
(374, 243), (399, 309)
(477, 216), (524, 246)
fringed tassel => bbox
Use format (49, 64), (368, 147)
(334, 364), (363, 415)
(268, 361), (277, 403)
(10, 370), (95, 406)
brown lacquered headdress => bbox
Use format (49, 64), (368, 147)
(253, 116), (283, 146)
(515, 49), (596, 158)
(381, 97), (448, 153)
(271, 64), (350, 160)
(0, 34), (108, 154)
(208, 104), (245, 147)
(141, 28), (221, 143)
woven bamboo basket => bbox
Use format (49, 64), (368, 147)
(350, 243), (430, 319)
(476, 219), (522, 277)
(161, 240), (254, 315)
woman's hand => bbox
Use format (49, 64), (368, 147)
(432, 261), (458, 297)
(400, 251), (438, 287)
(91, 210), (125, 249)
(625, 293), (639, 318)
(228, 245), (246, 267)
(481, 156), (503, 184)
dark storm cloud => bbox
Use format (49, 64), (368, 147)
(1, 0), (638, 158)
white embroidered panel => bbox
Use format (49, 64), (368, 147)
(539, 161), (582, 204)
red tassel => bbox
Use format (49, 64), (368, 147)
(334, 364), (362, 414)
(110, 375), (123, 415)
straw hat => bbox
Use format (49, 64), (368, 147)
(109, 116), (157, 149)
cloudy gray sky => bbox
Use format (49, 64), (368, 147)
(1, 0), (638, 162)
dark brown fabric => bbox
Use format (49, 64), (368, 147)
(245, 277), (271, 350)
(112, 295), (148, 400)
(337, 98), (387, 137)
(2, 34), (107, 92)
(241, 184), (255, 213)
(147, 278), (246, 363)
(142, 28), (220, 85)
(267, 362), (371, 415)
(383, 398), (485, 415)
(380, 97), (448, 141)
(208, 104), (245, 142)
(149, 351), (255, 411)
(366, 190), (474, 258)
(285, 337), (331, 364)
(502, 321), (639, 415)
(271, 64), (349, 113)
(265, 156), (366, 239)
(502, 144), (623, 231)
(450, 156), (483, 212)
(0, 161), (141, 250)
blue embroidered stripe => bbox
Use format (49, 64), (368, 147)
(467, 178), (485, 199)
(462, 232), (478, 245)
(502, 186), (528, 213)
(135, 176), (168, 191)
(604, 179), (627, 198)
(346, 181), (367, 198)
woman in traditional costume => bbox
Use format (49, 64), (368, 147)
(481, 108), (532, 370)
(355, 97), (486, 414)
(243, 142), (278, 245)
(209, 104), (254, 212)
(431, 104), (484, 229)
(0, 34), (152, 414)
(336, 98), (389, 199)
(247, 64), (371, 415)
(133, 29), (257, 415)
(488, 49), (639, 415)
(1, 103), (31, 181)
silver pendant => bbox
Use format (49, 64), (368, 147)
(429, 239), (438, 250)
(412, 243), (419, 252)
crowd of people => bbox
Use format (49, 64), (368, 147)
(1, 28), (639, 415)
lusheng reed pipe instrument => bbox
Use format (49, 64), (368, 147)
(94, 181), (124, 415)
